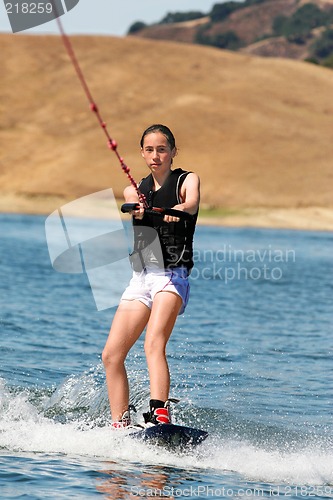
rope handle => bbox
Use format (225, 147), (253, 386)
(121, 203), (193, 220)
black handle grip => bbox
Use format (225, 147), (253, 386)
(121, 203), (140, 213)
(121, 203), (193, 220)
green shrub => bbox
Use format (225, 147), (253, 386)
(159, 11), (205, 24)
(128, 21), (147, 34)
(311, 29), (333, 59)
(272, 15), (288, 36)
(273, 4), (329, 40)
(195, 23), (213, 44)
(195, 26), (242, 50)
(244, 0), (267, 5)
(304, 57), (320, 65)
(210, 2), (241, 22)
(213, 31), (242, 50)
(209, 0), (268, 23)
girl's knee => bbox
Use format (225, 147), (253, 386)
(101, 346), (111, 367)
(144, 338), (166, 360)
(102, 345), (124, 368)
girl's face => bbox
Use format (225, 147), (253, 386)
(141, 132), (176, 174)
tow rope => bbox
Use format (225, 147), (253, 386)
(53, 5), (148, 207)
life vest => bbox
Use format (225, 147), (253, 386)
(131, 168), (198, 271)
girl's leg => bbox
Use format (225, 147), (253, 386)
(102, 300), (150, 421)
(144, 291), (182, 402)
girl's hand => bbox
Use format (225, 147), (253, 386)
(163, 214), (180, 223)
(163, 205), (182, 223)
(130, 203), (145, 220)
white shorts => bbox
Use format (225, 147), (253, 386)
(121, 267), (190, 315)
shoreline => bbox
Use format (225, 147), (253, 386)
(198, 206), (333, 232)
(1, 193), (333, 232)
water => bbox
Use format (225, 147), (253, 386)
(0, 213), (332, 499)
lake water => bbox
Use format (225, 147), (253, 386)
(0, 213), (332, 499)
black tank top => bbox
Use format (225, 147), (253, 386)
(132, 168), (198, 270)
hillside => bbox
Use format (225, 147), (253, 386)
(1, 33), (333, 228)
(130, 0), (333, 65)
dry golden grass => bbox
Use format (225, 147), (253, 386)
(1, 33), (333, 227)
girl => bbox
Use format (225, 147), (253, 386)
(102, 124), (200, 428)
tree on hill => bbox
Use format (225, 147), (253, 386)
(210, 2), (241, 22)
(310, 29), (333, 67)
(209, 0), (269, 22)
(128, 21), (147, 34)
(127, 1), (333, 70)
(159, 11), (206, 24)
(195, 25), (242, 50)
(243, 0), (268, 5)
(127, 11), (205, 34)
(273, 4), (331, 43)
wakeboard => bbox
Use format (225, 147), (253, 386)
(130, 423), (208, 450)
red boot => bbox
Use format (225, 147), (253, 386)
(143, 399), (179, 426)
